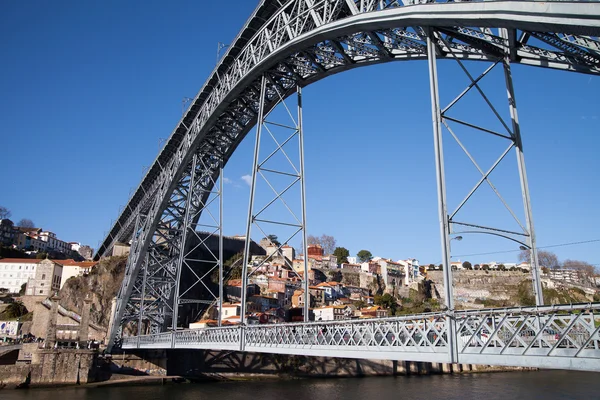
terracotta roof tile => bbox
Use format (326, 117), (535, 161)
(0, 258), (43, 264)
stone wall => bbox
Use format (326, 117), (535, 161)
(428, 270), (532, 306)
(20, 295), (105, 342)
(0, 350), (97, 388)
(0, 364), (40, 388)
(110, 350), (167, 375)
(36, 350), (96, 385)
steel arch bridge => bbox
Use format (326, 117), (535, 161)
(98, 0), (600, 371)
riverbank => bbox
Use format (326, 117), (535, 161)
(0, 357), (537, 390)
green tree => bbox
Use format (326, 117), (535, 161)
(357, 250), (373, 263)
(266, 234), (281, 246)
(4, 301), (28, 318)
(462, 261), (472, 270)
(482, 264), (490, 270)
(19, 283), (26, 296)
(374, 293), (398, 314)
(516, 281), (535, 306)
(353, 300), (367, 309)
(498, 264), (506, 271)
(333, 247), (350, 264)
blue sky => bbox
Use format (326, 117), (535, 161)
(1, 1), (598, 267)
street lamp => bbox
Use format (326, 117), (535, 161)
(216, 42), (230, 64)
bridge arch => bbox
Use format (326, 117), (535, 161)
(102, 0), (600, 346)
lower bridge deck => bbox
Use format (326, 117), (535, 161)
(121, 303), (600, 372)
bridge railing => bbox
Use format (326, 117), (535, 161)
(122, 303), (600, 370)
(122, 332), (172, 349)
(243, 313), (449, 353)
(454, 304), (600, 361)
(174, 326), (241, 349)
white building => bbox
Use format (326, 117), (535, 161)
(0, 258), (41, 293)
(57, 259), (98, 288)
(397, 258), (420, 285)
(37, 231), (71, 254)
(218, 303), (241, 321)
(313, 305), (349, 321)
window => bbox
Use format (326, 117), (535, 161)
(42, 274), (46, 280)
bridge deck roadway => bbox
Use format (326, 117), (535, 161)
(121, 303), (600, 372)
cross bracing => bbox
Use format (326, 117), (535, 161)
(100, 0), (600, 364)
(96, 0), (600, 262)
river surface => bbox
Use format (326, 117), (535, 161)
(2, 370), (599, 400)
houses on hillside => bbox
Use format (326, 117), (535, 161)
(0, 218), (93, 260)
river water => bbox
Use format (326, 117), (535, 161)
(2, 370), (599, 400)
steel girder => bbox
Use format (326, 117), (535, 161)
(122, 302), (600, 372)
(106, 0), (600, 347)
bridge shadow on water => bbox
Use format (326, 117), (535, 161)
(167, 349), (429, 379)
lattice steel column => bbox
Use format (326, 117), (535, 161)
(240, 74), (310, 350)
(427, 33), (457, 364)
(240, 76), (267, 338)
(424, 28), (546, 310)
(174, 155), (225, 328)
(298, 86), (310, 323)
(501, 29), (544, 305)
(172, 154), (198, 333)
(137, 253), (149, 340)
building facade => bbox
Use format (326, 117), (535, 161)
(0, 219), (16, 246)
(37, 231), (71, 254)
(0, 258), (41, 293)
(26, 259), (63, 296)
(57, 259), (98, 288)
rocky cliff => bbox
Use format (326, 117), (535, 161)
(59, 255), (127, 328)
(427, 270), (596, 308)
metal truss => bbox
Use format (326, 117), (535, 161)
(240, 75), (310, 331)
(106, 0), (600, 348)
(122, 302), (600, 372)
(97, 0), (600, 262)
(110, 152), (225, 348)
(427, 27), (545, 316)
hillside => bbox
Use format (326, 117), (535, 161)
(59, 255), (127, 327)
(427, 270), (598, 309)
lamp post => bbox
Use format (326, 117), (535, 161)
(216, 42), (229, 65)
